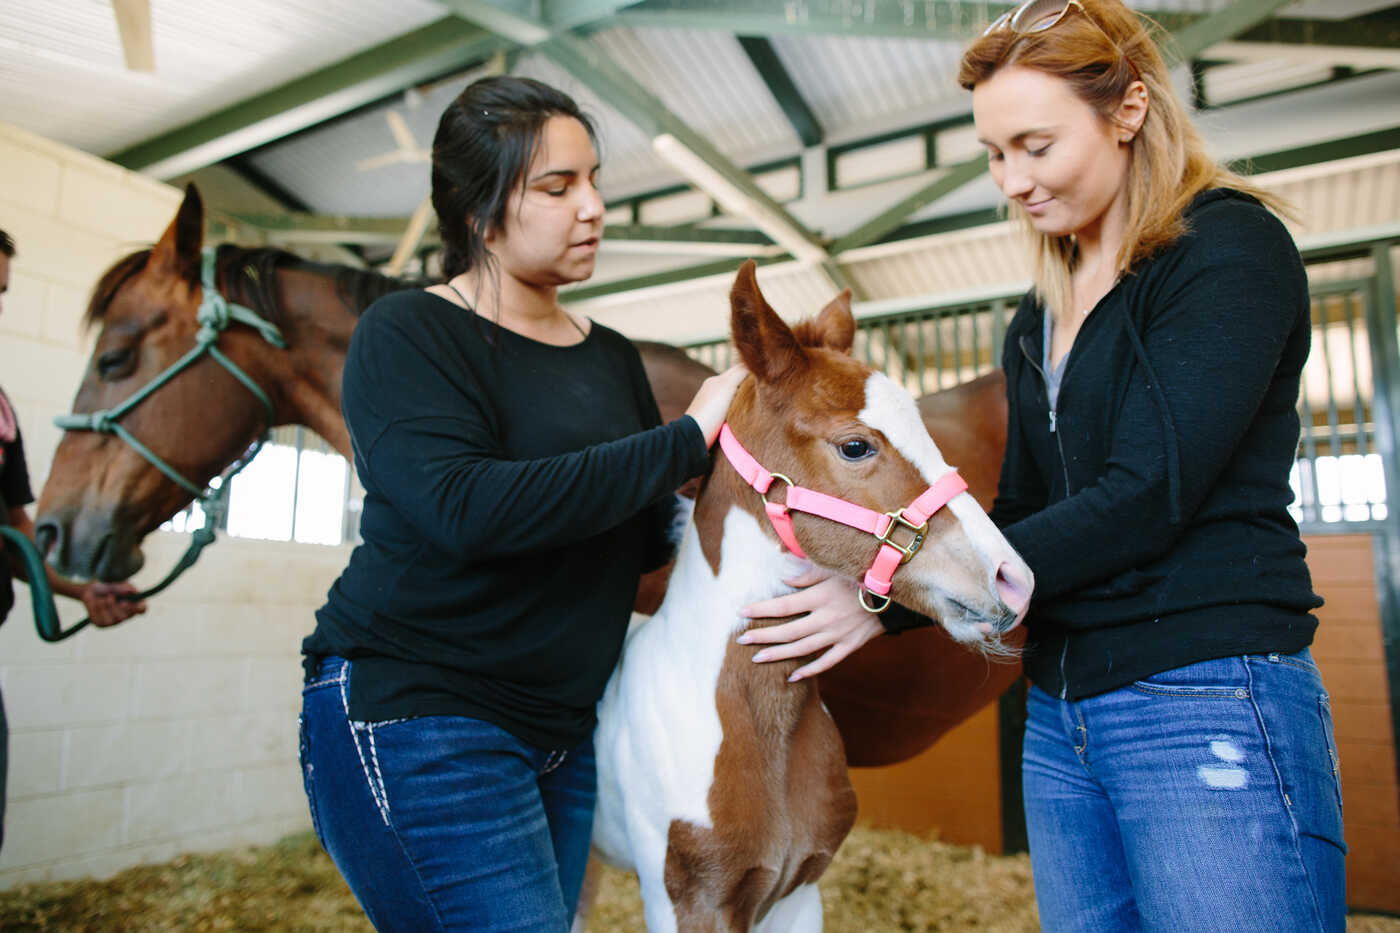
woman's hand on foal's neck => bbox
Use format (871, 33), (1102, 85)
(737, 570), (885, 682)
(684, 364), (749, 447)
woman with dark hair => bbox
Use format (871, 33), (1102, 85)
(745, 1), (1345, 929)
(297, 76), (745, 931)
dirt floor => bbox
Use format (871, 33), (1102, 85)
(0, 826), (1393, 931)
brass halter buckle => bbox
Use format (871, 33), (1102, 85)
(876, 510), (929, 564)
(858, 588), (892, 614)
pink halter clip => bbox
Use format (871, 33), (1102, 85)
(718, 423), (967, 613)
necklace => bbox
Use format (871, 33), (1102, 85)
(445, 280), (586, 338)
(446, 280), (473, 310)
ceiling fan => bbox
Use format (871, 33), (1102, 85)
(356, 110), (432, 172)
(111, 0), (155, 72)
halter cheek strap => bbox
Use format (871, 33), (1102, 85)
(718, 423), (967, 613)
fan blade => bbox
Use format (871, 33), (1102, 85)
(356, 151), (409, 172)
(386, 111), (418, 152)
(388, 197), (436, 276)
(112, 0), (155, 72)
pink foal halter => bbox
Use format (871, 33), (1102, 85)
(718, 423), (968, 613)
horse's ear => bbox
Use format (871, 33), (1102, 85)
(730, 259), (806, 384)
(151, 183), (204, 285)
(800, 288), (855, 353)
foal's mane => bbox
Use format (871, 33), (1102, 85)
(83, 245), (428, 331)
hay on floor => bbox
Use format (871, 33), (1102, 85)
(1, 825), (1395, 931)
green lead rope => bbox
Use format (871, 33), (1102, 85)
(0, 484), (228, 642)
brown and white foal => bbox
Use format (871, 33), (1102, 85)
(591, 262), (1032, 932)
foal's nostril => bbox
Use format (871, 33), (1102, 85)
(995, 561), (1032, 624)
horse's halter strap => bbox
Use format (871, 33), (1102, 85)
(48, 248), (288, 611)
(718, 423), (967, 613)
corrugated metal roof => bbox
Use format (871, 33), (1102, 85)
(769, 34), (968, 143)
(0, 0), (444, 156)
(1262, 151), (1400, 238)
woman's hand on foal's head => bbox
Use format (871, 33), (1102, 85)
(683, 363), (749, 447)
(737, 569), (885, 682)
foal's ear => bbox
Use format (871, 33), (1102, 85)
(730, 259), (806, 384)
(802, 288), (855, 353)
(151, 183), (204, 286)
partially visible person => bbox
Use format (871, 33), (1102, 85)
(742, 1), (1345, 930)
(0, 228), (148, 850)
(296, 78), (745, 932)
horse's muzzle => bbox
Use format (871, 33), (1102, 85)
(34, 507), (145, 582)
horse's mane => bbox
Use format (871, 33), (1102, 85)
(83, 244), (431, 331)
(217, 246), (429, 324)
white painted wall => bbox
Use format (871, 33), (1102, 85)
(0, 121), (345, 886)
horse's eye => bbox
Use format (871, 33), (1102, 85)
(96, 347), (135, 380)
(838, 438), (874, 461)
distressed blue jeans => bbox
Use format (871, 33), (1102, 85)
(299, 657), (596, 932)
(1023, 649), (1347, 933)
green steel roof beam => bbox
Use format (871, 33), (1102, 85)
(1165, 0), (1301, 65)
(227, 212), (779, 250)
(613, 0), (1017, 39)
(435, 0), (649, 41)
(437, 0), (552, 44)
(613, 1), (1388, 53)
(108, 18), (510, 178)
(563, 256), (786, 303)
(1205, 6), (1400, 51)
(737, 36), (823, 148)
(1227, 125), (1400, 176)
(539, 32), (831, 263)
(547, 0), (651, 31)
(829, 155), (986, 256)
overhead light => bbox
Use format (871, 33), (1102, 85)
(651, 133), (828, 263)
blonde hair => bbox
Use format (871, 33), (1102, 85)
(958, 0), (1287, 319)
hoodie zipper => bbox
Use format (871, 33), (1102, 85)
(1019, 337), (1073, 501)
(1019, 335), (1073, 698)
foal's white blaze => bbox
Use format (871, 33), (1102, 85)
(858, 372), (1029, 641)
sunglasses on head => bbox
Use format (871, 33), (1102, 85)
(983, 0), (1139, 77)
(984, 0), (1089, 36)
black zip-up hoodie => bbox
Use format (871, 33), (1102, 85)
(986, 189), (1322, 699)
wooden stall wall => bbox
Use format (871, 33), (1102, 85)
(1306, 532), (1400, 914)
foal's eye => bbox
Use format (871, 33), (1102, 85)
(837, 439), (874, 461)
(96, 347), (135, 380)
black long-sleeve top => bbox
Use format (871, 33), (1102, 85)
(985, 189), (1323, 699)
(1, 388), (35, 624)
(302, 291), (710, 748)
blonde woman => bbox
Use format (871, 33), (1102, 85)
(746, 0), (1345, 929)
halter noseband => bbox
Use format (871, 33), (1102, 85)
(718, 423), (967, 613)
(44, 247), (288, 632)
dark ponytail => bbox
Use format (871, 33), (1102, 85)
(431, 76), (598, 282)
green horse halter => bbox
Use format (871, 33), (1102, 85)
(31, 246), (288, 641)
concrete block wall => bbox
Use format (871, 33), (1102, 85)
(0, 121), (348, 886)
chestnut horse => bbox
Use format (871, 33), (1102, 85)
(592, 261), (1031, 931)
(36, 185), (1023, 768)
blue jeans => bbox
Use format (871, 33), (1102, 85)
(1023, 649), (1346, 933)
(299, 657), (596, 932)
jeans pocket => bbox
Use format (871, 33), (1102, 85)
(1130, 655), (1249, 698)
